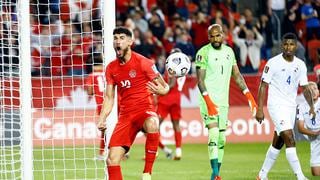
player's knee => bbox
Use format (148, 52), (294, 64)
(218, 131), (226, 149)
(172, 121), (180, 132)
(218, 136), (226, 149)
(144, 117), (159, 133)
(106, 156), (121, 166)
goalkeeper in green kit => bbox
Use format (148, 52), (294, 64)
(195, 24), (258, 180)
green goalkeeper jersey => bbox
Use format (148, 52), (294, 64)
(195, 43), (236, 108)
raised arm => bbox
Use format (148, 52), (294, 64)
(256, 81), (268, 123)
(97, 84), (115, 131)
(232, 65), (257, 116)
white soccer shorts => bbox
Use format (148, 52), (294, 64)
(268, 105), (296, 135)
(310, 136), (320, 167)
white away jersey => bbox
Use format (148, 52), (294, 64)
(297, 99), (320, 131)
(261, 54), (308, 107)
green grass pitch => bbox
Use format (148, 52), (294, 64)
(2, 141), (316, 179)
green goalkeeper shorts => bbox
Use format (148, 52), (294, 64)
(200, 106), (228, 130)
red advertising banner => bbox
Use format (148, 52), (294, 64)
(32, 107), (273, 146)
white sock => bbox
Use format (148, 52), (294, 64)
(285, 147), (305, 179)
(175, 147), (182, 157)
(259, 145), (280, 178)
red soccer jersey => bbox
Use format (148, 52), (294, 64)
(105, 52), (159, 115)
(86, 69), (105, 114)
(157, 72), (186, 105)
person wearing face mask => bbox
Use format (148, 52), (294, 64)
(232, 24), (263, 74)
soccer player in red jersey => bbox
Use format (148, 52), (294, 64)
(97, 27), (169, 180)
(157, 48), (186, 160)
(86, 55), (106, 160)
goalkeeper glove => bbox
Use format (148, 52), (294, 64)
(243, 89), (257, 117)
(202, 92), (218, 117)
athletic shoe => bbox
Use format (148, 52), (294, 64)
(165, 151), (173, 159)
(256, 175), (268, 180)
(214, 176), (222, 180)
(173, 155), (181, 160)
(141, 173), (151, 180)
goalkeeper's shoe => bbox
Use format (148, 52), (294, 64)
(141, 173), (151, 180)
(214, 176), (222, 180)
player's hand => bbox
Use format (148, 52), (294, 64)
(309, 106), (316, 119)
(97, 119), (107, 131)
(147, 81), (169, 95)
(202, 93), (218, 117)
(243, 90), (257, 117)
(255, 109), (264, 124)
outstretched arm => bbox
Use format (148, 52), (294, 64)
(256, 81), (268, 123)
(232, 65), (257, 116)
(97, 84), (115, 131)
(196, 67), (218, 116)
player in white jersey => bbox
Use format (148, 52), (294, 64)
(297, 81), (320, 176)
(256, 33), (315, 180)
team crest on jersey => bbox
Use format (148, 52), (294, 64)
(129, 69), (136, 78)
(264, 66), (269, 73)
(196, 55), (202, 62)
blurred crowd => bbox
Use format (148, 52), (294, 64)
(1, 0), (320, 76)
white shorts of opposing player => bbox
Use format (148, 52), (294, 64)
(310, 134), (320, 167)
(268, 105), (296, 135)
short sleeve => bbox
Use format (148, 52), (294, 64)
(141, 58), (159, 80)
(230, 48), (237, 66)
(195, 47), (208, 69)
(296, 104), (304, 121)
(261, 61), (274, 84)
(105, 63), (114, 85)
(299, 62), (308, 86)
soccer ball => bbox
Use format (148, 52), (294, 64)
(165, 52), (191, 77)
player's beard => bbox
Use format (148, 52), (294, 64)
(211, 42), (222, 49)
(116, 46), (128, 60)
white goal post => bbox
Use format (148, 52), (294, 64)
(0, 0), (116, 179)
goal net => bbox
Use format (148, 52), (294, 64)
(1, 1), (115, 179)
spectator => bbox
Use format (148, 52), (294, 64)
(174, 30), (195, 61)
(301, 0), (320, 41)
(233, 25), (263, 73)
(191, 11), (210, 50)
(148, 8), (166, 40)
(256, 14), (273, 60)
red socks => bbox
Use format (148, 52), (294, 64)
(174, 131), (182, 148)
(107, 165), (122, 180)
(143, 132), (160, 174)
(158, 140), (165, 149)
(99, 131), (105, 155)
